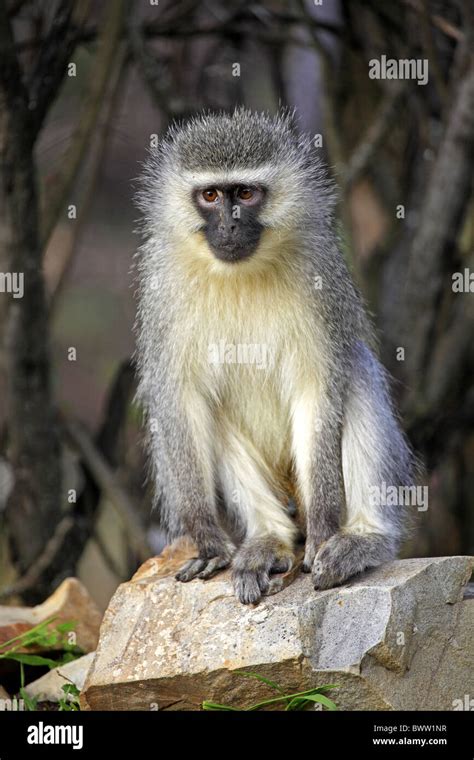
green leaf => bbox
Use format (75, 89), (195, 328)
(62, 683), (80, 698)
(55, 620), (77, 634)
(58, 698), (80, 711)
(5, 653), (60, 669)
(57, 683), (81, 711)
(285, 697), (310, 711)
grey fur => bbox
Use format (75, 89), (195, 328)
(134, 108), (415, 604)
(232, 536), (294, 605)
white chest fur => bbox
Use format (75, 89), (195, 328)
(172, 233), (325, 472)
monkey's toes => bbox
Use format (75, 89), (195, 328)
(175, 558), (206, 582)
(270, 557), (292, 574)
(233, 569), (270, 605)
(175, 555), (230, 583)
(197, 555), (230, 579)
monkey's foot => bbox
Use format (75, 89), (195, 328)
(175, 554), (231, 583)
(232, 537), (294, 605)
(310, 532), (395, 590)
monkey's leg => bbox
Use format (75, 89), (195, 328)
(291, 387), (344, 573)
(217, 427), (297, 604)
(311, 343), (412, 590)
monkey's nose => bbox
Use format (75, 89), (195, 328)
(218, 223), (237, 235)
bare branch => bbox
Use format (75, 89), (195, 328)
(0, 0), (29, 122)
(0, 516), (74, 601)
(7, 0), (31, 17)
(92, 531), (126, 581)
(48, 43), (127, 311)
(401, 56), (474, 397)
(39, 0), (126, 249)
(126, 16), (178, 119)
(424, 292), (474, 413)
(64, 418), (151, 564)
(28, 0), (90, 138)
(402, 0), (464, 42)
(13, 7), (343, 54)
(343, 82), (406, 189)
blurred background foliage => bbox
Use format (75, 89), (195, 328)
(0, 0), (473, 609)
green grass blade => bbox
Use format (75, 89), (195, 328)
(0, 617), (57, 654)
(202, 701), (241, 711)
(245, 686), (336, 711)
(19, 687), (38, 711)
(286, 693), (338, 711)
(233, 671), (285, 694)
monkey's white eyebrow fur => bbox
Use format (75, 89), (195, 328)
(180, 166), (285, 187)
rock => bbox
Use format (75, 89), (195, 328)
(81, 550), (474, 711)
(25, 653), (95, 704)
(0, 578), (102, 655)
(0, 685), (10, 700)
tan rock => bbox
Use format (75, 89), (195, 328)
(82, 553), (474, 711)
(0, 578), (102, 655)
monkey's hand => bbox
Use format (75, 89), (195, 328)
(232, 536), (294, 605)
(175, 544), (233, 583)
(301, 526), (337, 573)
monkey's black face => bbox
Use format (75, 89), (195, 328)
(194, 184), (266, 263)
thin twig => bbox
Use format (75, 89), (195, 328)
(13, 8), (343, 53)
(92, 531), (126, 581)
(402, 0), (464, 43)
(0, 516), (75, 601)
(48, 43), (128, 311)
(63, 418), (151, 563)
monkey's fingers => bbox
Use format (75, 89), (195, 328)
(197, 555), (230, 580)
(175, 558), (207, 582)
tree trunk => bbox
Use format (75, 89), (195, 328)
(0, 5), (62, 600)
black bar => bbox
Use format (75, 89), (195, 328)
(0, 710), (473, 757)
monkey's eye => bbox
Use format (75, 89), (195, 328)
(238, 187), (254, 201)
(202, 188), (218, 203)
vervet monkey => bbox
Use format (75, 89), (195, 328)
(134, 109), (414, 604)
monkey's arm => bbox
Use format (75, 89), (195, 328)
(147, 391), (234, 581)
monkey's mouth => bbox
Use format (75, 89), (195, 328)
(209, 242), (257, 263)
